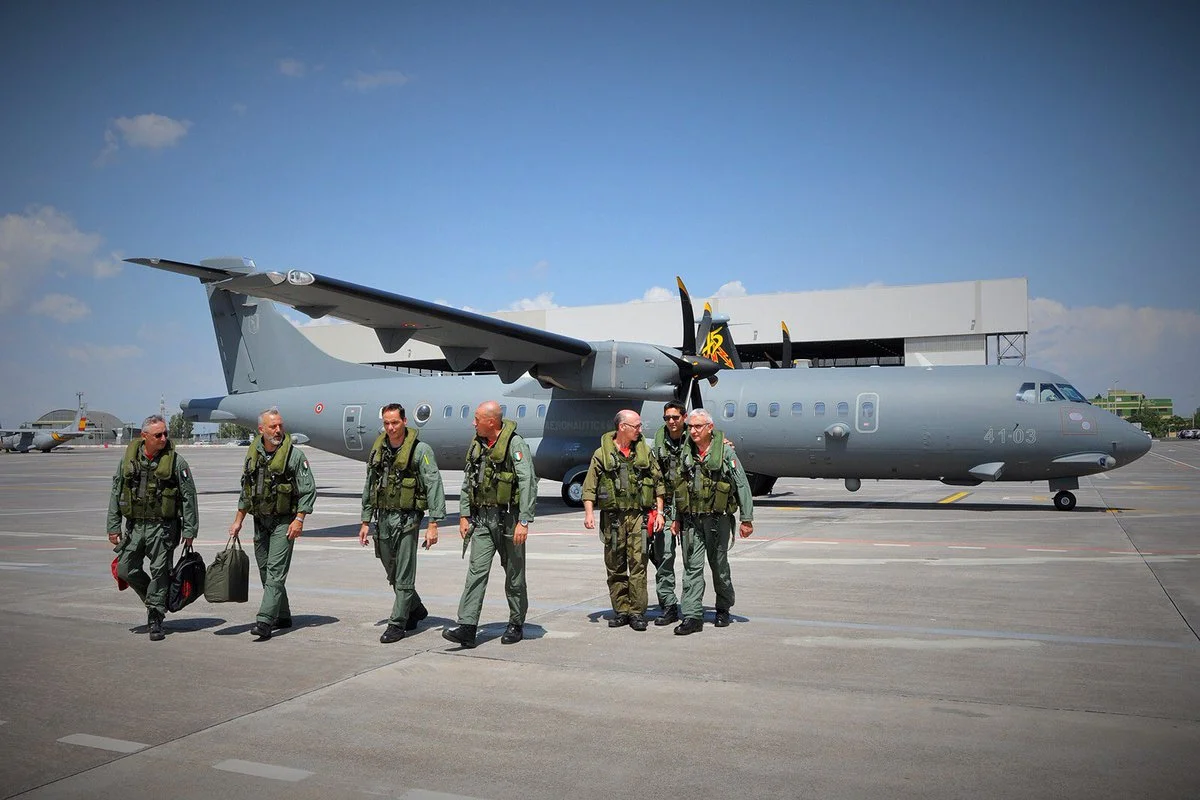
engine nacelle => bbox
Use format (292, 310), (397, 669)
(531, 341), (681, 401)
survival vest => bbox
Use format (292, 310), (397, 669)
(367, 428), (428, 512)
(652, 426), (686, 503)
(240, 433), (298, 516)
(675, 432), (739, 515)
(464, 419), (520, 509)
(117, 438), (180, 521)
(593, 432), (657, 511)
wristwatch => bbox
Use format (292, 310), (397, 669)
(518, 519), (532, 526)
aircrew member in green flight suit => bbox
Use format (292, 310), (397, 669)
(359, 403), (446, 643)
(582, 409), (665, 631)
(229, 406), (316, 641)
(443, 400), (537, 648)
(649, 400), (688, 626)
(670, 407), (754, 635)
(106, 414), (198, 641)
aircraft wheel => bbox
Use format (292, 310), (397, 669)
(561, 475), (585, 508)
(1053, 490), (1077, 511)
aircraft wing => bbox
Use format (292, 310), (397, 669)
(127, 258), (593, 373)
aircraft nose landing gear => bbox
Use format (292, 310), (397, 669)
(1053, 490), (1077, 511)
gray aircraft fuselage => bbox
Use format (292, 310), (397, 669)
(185, 363), (1150, 509)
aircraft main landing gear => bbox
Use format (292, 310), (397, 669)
(1053, 490), (1077, 511)
(562, 474), (585, 507)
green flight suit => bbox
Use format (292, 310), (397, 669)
(106, 440), (198, 622)
(456, 421), (537, 627)
(675, 433), (753, 622)
(361, 431), (446, 626)
(650, 426), (687, 609)
(582, 432), (665, 617)
(239, 435), (316, 626)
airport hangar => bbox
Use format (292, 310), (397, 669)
(299, 277), (1030, 376)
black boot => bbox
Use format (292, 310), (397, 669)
(250, 621), (272, 640)
(380, 623), (405, 644)
(442, 624), (477, 648)
(148, 615), (165, 642)
(674, 618), (703, 636)
(629, 614), (648, 631)
(406, 603), (429, 631)
(607, 613), (630, 628)
(654, 604), (680, 626)
(714, 609), (731, 627)
(501, 623), (523, 644)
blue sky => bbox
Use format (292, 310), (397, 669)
(2, 1), (1198, 427)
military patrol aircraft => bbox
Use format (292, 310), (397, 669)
(1, 407), (89, 453)
(132, 257), (1152, 511)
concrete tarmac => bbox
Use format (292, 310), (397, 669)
(0, 441), (1197, 799)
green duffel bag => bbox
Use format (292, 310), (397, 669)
(204, 534), (250, 603)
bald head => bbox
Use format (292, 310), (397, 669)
(473, 400), (504, 440)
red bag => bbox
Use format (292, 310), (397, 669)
(111, 556), (128, 591)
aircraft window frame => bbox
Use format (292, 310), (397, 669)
(414, 403), (432, 426)
(1016, 382), (1036, 403)
(1039, 384), (1066, 403)
(791, 402), (803, 416)
(517, 404), (526, 419)
(746, 402), (757, 418)
(1056, 383), (1087, 403)
(769, 402), (780, 417)
(837, 401), (849, 417)
(537, 404), (546, 418)
(500, 405), (508, 417)
(443, 405), (453, 419)
(460, 405), (469, 419)
(723, 402), (736, 419)
(814, 401), (826, 417)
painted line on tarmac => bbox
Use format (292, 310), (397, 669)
(58, 733), (148, 753)
(0, 561), (48, 569)
(36, 547), (77, 551)
(1149, 451), (1200, 470)
(937, 491), (971, 504)
(213, 759), (313, 782)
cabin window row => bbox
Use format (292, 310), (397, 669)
(724, 400), (856, 419)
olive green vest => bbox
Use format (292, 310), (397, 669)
(676, 432), (739, 515)
(367, 428), (428, 512)
(652, 426), (686, 504)
(464, 419), (520, 508)
(117, 439), (179, 520)
(241, 433), (298, 516)
(594, 432), (656, 511)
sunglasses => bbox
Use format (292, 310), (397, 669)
(149, 432), (168, 439)
(663, 415), (682, 421)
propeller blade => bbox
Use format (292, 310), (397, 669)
(690, 377), (704, 410)
(697, 302), (713, 357)
(677, 277), (696, 355)
(781, 321), (794, 368)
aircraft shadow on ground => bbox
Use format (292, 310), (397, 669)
(755, 496), (1127, 513)
(211, 614), (339, 636)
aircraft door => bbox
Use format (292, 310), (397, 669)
(343, 405), (366, 452)
(856, 393), (879, 434)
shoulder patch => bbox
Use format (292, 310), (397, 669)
(514, 450), (523, 461)
(182, 468), (189, 480)
(303, 459), (310, 470)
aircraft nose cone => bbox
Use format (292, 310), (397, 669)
(1117, 422), (1152, 464)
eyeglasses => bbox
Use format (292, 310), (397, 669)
(663, 415), (682, 421)
(622, 422), (643, 430)
(686, 423), (709, 429)
(149, 432), (168, 439)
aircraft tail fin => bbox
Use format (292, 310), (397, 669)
(699, 303), (744, 370)
(197, 258), (387, 394)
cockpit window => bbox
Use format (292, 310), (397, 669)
(1056, 383), (1087, 403)
(1039, 383), (1066, 403)
(1016, 382), (1036, 403)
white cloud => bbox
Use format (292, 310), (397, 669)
(97, 113), (191, 163)
(343, 70), (409, 92)
(509, 292), (558, 311)
(65, 343), (144, 362)
(0, 206), (106, 311)
(1028, 297), (1200, 410)
(32, 293), (90, 322)
(713, 280), (747, 298)
(278, 58), (306, 77)
(631, 286), (675, 303)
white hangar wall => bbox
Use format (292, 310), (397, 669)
(300, 277), (1028, 369)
